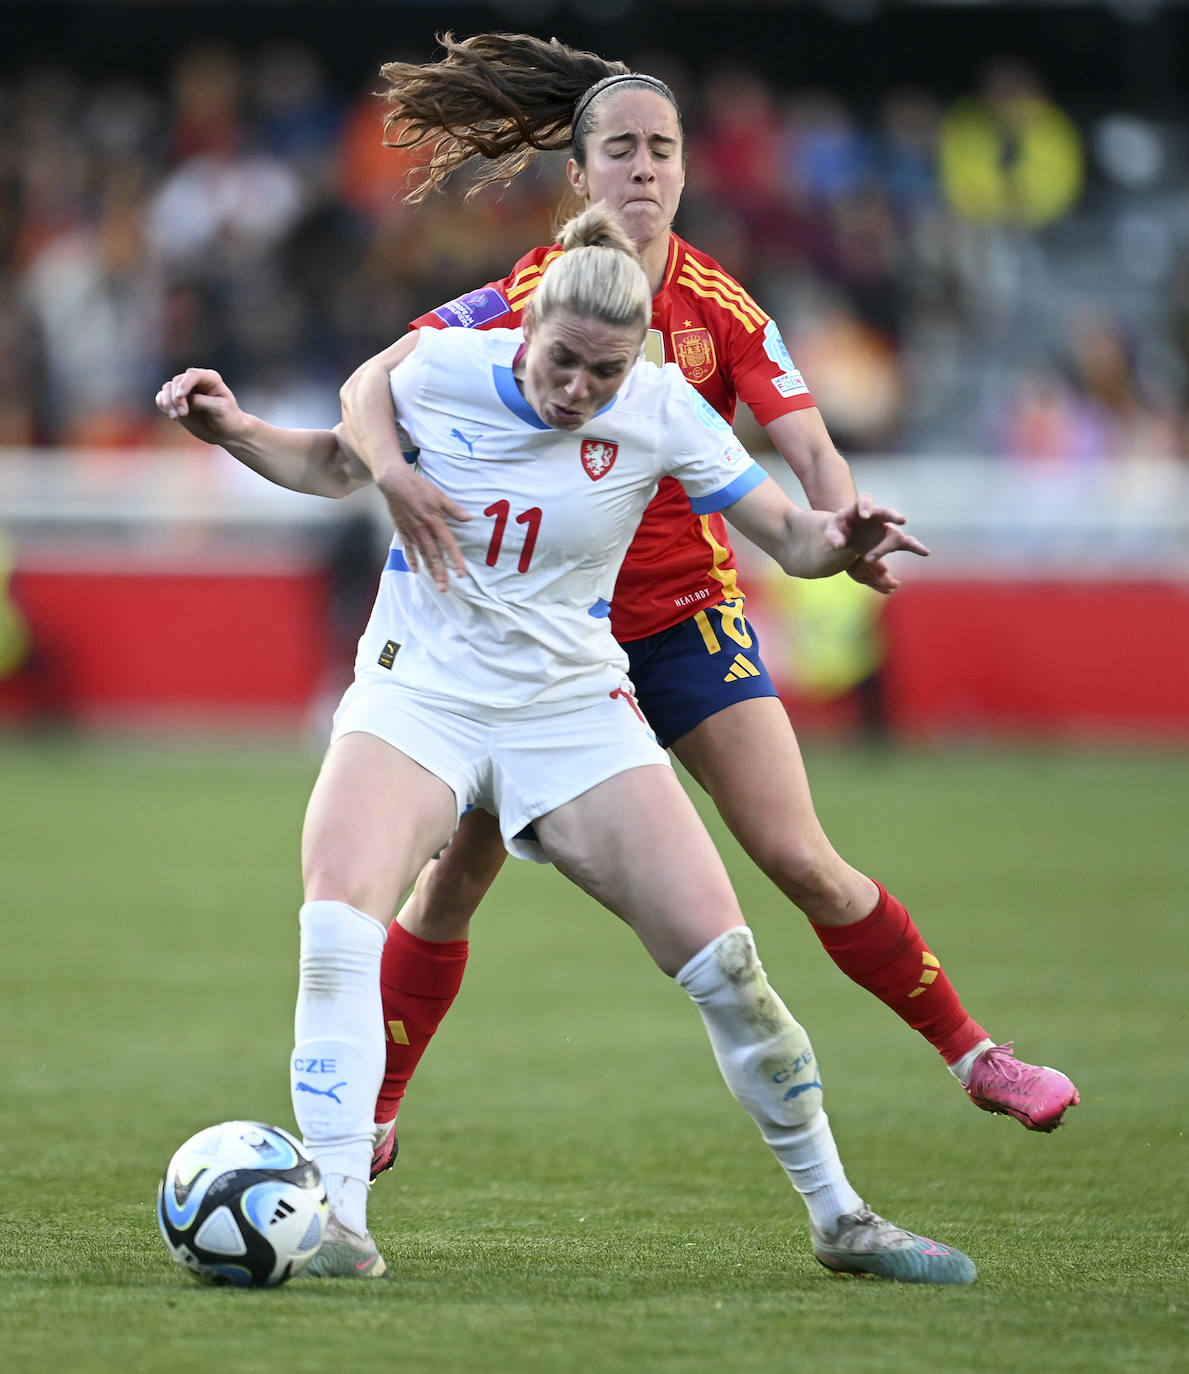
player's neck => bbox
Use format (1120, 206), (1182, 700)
(637, 232), (672, 296)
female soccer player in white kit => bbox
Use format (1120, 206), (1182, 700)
(158, 206), (974, 1284)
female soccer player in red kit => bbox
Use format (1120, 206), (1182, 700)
(346, 35), (1077, 1175)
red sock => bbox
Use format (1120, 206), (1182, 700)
(811, 881), (989, 1065)
(375, 921), (469, 1123)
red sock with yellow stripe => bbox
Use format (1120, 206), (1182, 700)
(811, 881), (988, 1065)
(375, 921), (469, 1124)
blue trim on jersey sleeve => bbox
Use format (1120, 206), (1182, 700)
(687, 463), (768, 513)
(384, 548), (410, 572)
(587, 598), (611, 618)
(493, 365), (551, 430)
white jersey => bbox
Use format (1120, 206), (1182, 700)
(353, 327), (766, 715)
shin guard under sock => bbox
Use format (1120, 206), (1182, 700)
(375, 920), (469, 1124)
(676, 927), (863, 1228)
(812, 882), (989, 1065)
(291, 901), (386, 1201)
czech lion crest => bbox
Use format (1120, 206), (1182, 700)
(580, 439), (618, 481)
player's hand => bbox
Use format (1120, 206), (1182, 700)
(825, 492), (929, 594)
(846, 554), (898, 594)
(376, 467), (471, 593)
(155, 368), (248, 447)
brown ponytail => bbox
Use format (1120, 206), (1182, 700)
(378, 31), (679, 203)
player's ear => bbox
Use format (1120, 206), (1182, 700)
(566, 157), (586, 200)
(522, 303), (535, 341)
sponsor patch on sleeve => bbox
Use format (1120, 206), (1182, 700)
(432, 287), (511, 329)
(762, 319), (808, 397)
(772, 372), (809, 398)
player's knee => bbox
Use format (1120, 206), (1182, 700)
(405, 873), (475, 938)
(302, 852), (387, 919)
(757, 841), (851, 914)
(414, 826), (506, 932)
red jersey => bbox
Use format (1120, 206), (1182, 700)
(410, 233), (816, 641)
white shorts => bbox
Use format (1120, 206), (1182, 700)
(330, 679), (671, 863)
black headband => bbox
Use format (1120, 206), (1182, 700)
(571, 73), (673, 134)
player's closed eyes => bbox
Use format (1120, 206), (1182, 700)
(604, 141), (672, 159)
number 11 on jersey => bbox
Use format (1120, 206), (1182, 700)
(484, 500), (542, 573)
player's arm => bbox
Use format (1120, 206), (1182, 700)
(725, 300), (894, 591)
(764, 408), (854, 509)
(155, 367), (371, 498)
(339, 333), (470, 591)
(722, 477), (929, 584)
(762, 407), (896, 592)
(337, 262), (527, 583)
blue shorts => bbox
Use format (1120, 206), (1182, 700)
(622, 598), (780, 749)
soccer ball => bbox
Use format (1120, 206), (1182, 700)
(156, 1120), (328, 1287)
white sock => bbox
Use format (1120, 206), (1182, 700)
(676, 926), (864, 1231)
(322, 1173), (370, 1237)
(291, 900), (386, 1232)
(948, 1038), (996, 1086)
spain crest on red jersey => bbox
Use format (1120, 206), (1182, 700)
(672, 326), (717, 384)
(580, 439), (618, 481)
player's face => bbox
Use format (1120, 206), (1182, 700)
(567, 90), (686, 253)
(519, 308), (644, 431)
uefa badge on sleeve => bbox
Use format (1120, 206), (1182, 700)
(580, 439), (618, 481)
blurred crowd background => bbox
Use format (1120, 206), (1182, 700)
(1, 0), (1187, 739)
(4, 0), (1189, 463)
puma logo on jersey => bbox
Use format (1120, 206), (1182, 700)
(450, 428), (478, 457)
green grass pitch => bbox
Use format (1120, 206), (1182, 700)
(1, 734), (1185, 1373)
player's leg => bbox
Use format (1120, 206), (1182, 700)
(535, 762), (734, 971)
(532, 764), (975, 1283)
(367, 547), (503, 1163)
(674, 695), (987, 1039)
(630, 615), (992, 1053)
(675, 695), (1077, 1129)
(295, 729), (457, 1275)
(628, 609), (1077, 1131)
(371, 808), (507, 1169)
(400, 807), (509, 940)
(302, 731), (458, 917)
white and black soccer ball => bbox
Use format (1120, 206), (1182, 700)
(156, 1120), (328, 1287)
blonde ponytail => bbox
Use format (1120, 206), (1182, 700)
(530, 204), (650, 334)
